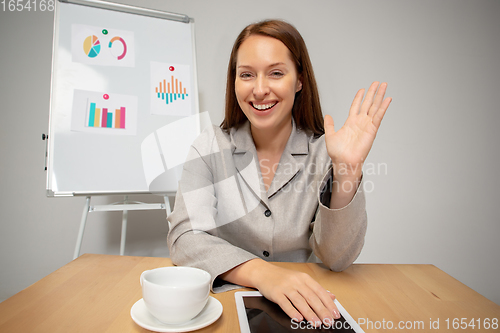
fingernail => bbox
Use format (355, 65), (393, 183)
(333, 309), (341, 319)
(326, 290), (336, 297)
(312, 317), (321, 327)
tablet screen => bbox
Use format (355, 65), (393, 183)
(242, 294), (357, 332)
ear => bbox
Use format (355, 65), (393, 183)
(296, 77), (303, 92)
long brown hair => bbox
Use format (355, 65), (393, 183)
(220, 20), (324, 136)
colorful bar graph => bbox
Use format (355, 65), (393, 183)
(115, 109), (121, 128)
(107, 111), (112, 128)
(101, 108), (108, 128)
(86, 101), (126, 129)
(120, 107), (126, 129)
(95, 108), (101, 127)
(155, 75), (189, 105)
(88, 103), (96, 126)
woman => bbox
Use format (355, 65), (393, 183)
(167, 19), (391, 326)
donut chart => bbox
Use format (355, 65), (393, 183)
(83, 35), (101, 58)
(109, 36), (127, 60)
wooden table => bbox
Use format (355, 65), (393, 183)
(0, 254), (498, 332)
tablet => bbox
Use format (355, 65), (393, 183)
(235, 291), (365, 332)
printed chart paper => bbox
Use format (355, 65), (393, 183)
(150, 62), (192, 116)
(71, 89), (138, 136)
(71, 24), (135, 67)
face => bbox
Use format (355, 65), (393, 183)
(235, 35), (302, 134)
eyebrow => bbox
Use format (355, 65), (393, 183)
(237, 62), (287, 69)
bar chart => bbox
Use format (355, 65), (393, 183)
(155, 75), (189, 105)
(86, 102), (126, 129)
(150, 62), (191, 116)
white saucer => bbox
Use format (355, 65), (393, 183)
(130, 296), (223, 332)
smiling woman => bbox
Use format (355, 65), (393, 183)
(234, 36), (302, 139)
(234, 35), (304, 191)
(221, 20), (324, 136)
(167, 19), (391, 327)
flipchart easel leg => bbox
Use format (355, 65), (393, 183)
(120, 195), (128, 256)
(74, 196), (91, 260)
(73, 195), (171, 259)
(164, 195), (172, 230)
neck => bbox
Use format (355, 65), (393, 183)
(251, 117), (293, 155)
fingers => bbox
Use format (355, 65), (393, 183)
(258, 266), (341, 328)
(360, 81), (380, 115)
(349, 88), (365, 117)
(324, 114), (335, 135)
(322, 290), (340, 319)
(326, 290), (341, 318)
(367, 82), (387, 117)
(286, 289), (332, 327)
(373, 96), (392, 129)
(287, 278), (339, 327)
(275, 294), (304, 322)
(351, 82), (391, 119)
(287, 290), (322, 325)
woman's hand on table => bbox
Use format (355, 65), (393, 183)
(221, 259), (340, 326)
(255, 263), (340, 326)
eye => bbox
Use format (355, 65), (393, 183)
(239, 72), (253, 79)
(270, 71), (284, 78)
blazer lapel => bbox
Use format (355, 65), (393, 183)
(231, 122), (270, 208)
(230, 119), (310, 203)
(267, 121), (309, 198)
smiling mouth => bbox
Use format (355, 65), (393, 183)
(251, 102), (277, 111)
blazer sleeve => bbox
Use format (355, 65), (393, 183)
(309, 166), (367, 271)
(167, 143), (258, 292)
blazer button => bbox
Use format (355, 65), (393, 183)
(263, 251), (270, 257)
(264, 209), (271, 217)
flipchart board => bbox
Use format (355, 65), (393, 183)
(46, 0), (204, 197)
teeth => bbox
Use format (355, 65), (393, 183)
(253, 102), (276, 111)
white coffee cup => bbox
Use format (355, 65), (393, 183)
(140, 267), (211, 324)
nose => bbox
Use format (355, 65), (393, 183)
(253, 75), (270, 99)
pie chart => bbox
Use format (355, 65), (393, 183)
(83, 35), (101, 58)
(109, 36), (127, 60)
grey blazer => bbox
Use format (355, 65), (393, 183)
(167, 120), (367, 292)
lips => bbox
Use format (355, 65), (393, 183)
(251, 101), (277, 111)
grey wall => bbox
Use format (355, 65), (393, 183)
(1, 0), (499, 306)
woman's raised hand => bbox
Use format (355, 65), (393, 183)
(324, 82), (392, 180)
